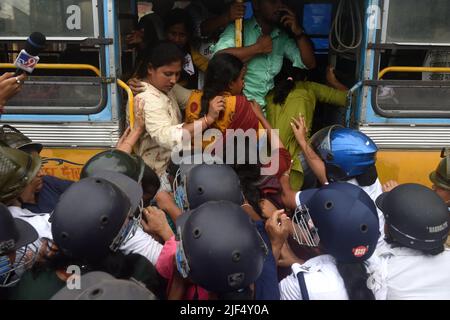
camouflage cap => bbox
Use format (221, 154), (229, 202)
(429, 148), (450, 191)
(0, 125), (43, 154)
(0, 146), (41, 203)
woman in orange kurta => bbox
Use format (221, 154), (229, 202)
(185, 53), (261, 143)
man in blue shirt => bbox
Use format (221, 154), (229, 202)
(212, 0), (316, 108)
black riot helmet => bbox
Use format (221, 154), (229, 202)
(0, 203), (39, 287)
(175, 201), (267, 293)
(80, 149), (145, 183)
(376, 183), (449, 253)
(186, 164), (244, 209)
(51, 171), (143, 263)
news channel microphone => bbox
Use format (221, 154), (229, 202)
(14, 32), (46, 76)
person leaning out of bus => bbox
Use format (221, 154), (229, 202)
(211, 0), (316, 110)
(132, 41), (225, 176)
(266, 65), (349, 191)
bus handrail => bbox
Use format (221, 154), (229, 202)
(235, 0), (243, 48)
(0, 63), (135, 127)
(378, 66), (450, 79)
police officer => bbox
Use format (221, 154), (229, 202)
(375, 183), (450, 299)
(429, 148), (450, 209)
(0, 145), (52, 242)
(275, 182), (381, 300)
(81, 148), (161, 207)
(80, 151), (165, 265)
(0, 125), (73, 214)
(8, 171), (165, 300)
(173, 201), (268, 299)
(0, 203), (38, 290)
(157, 163), (281, 300)
(284, 122), (385, 244)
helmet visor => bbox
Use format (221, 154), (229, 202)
(0, 243), (38, 287)
(175, 228), (190, 279)
(173, 168), (190, 210)
(109, 200), (143, 252)
(292, 204), (320, 247)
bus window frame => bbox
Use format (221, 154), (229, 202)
(380, 0), (450, 46)
(369, 0), (450, 119)
(0, 0), (111, 115)
(0, 0), (100, 40)
(4, 76), (108, 115)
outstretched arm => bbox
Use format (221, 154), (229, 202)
(291, 114), (328, 185)
(326, 66), (349, 92)
(116, 97), (146, 153)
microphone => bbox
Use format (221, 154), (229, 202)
(14, 32), (46, 76)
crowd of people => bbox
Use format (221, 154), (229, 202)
(0, 0), (449, 300)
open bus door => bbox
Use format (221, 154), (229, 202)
(0, 0), (135, 180)
(350, 0), (450, 186)
(288, 0), (449, 186)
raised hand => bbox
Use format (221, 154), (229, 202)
(206, 95), (225, 123)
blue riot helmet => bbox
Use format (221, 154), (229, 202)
(308, 126), (378, 185)
(294, 182), (380, 263)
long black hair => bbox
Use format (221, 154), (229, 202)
(134, 41), (184, 80)
(336, 262), (376, 300)
(225, 136), (264, 217)
(272, 62), (308, 105)
(200, 53), (244, 117)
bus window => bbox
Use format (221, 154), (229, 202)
(372, 0), (450, 118)
(0, 0), (97, 39)
(382, 0), (450, 45)
(0, 0), (108, 115)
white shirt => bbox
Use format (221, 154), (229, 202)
(280, 254), (384, 300)
(119, 227), (163, 266)
(374, 241), (450, 300)
(279, 255), (349, 300)
(8, 206), (52, 240)
(8, 206), (163, 265)
(295, 179), (386, 247)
